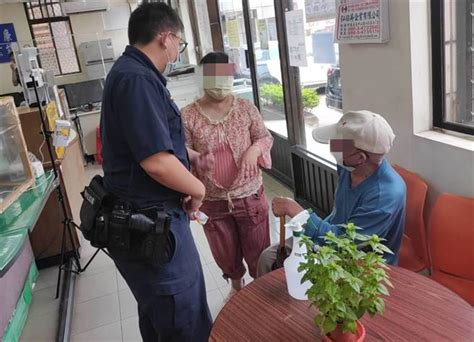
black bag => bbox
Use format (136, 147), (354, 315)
(79, 175), (114, 248)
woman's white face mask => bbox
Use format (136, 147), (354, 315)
(203, 76), (234, 100)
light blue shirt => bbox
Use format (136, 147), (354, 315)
(304, 159), (406, 265)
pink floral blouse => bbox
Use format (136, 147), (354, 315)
(182, 96), (273, 206)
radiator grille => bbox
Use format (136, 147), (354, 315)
(291, 147), (338, 218)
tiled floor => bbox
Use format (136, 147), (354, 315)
(20, 165), (294, 341)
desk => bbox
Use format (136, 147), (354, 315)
(210, 267), (474, 341)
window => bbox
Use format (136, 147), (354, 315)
(24, 1), (80, 76)
(292, 0), (342, 159)
(250, 1), (287, 137)
(218, 0), (291, 138)
(214, 0), (342, 151)
(432, 0), (473, 135)
(218, 0), (257, 103)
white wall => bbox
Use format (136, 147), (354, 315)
(339, 0), (474, 213)
(0, 3), (32, 95)
(56, 2), (130, 85)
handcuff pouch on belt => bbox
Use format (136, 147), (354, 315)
(79, 175), (172, 266)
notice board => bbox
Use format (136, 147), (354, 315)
(285, 9), (307, 67)
(0, 23), (17, 63)
(335, 0), (389, 44)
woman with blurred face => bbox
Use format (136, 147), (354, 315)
(182, 52), (273, 298)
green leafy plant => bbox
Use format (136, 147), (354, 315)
(260, 83), (284, 108)
(299, 223), (393, 336)
(301, 87), (320, 111)
(260, 84), (319, 112)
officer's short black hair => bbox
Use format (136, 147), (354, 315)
(9, 51), (14, 59)
(199, 52), (229, 65)
(128, 3), (184, 45)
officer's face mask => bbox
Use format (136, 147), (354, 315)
(162, 33), (181, 76)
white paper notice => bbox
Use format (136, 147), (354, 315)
(258, 19), (269, 50)
(285, 9), (307, 67)
(227, 18), (241, 48)
(305, 0), (337, 22)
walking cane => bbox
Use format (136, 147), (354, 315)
(271, 216), (290, 270)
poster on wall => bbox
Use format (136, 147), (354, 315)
(312, 32), (336, 64)
(194, 0), (214, 54)
(267, 18), (278, 41)
(285, 9), (307, 67)
(0, 23), (17, 63)
(305, 0), (337, 22)
(227, 18), (241, 48)
(258, 19), (269, 50)
(335, 0), (389, 44)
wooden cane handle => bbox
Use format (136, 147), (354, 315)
(279, 216), (286, 249)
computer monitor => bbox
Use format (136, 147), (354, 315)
(62, 79), (104, 109)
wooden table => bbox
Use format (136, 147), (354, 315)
(210, 267), (473, 341)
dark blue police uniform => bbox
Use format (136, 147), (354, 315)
(100, 45), (212, 341)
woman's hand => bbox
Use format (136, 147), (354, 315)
(241, 145), (261, 179)
(194, 151), (215, 176)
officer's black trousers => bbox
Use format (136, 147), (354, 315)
(112, 258), (212, 342)
(137, 271), (212, 341)
(108, 210), (212, 341)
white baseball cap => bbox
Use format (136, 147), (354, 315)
(312, 110), (395, 154)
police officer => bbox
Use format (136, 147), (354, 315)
(100, 3), (212, 341)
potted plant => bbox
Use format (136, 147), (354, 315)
(299, 223), (393, 342)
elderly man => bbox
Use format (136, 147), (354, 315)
(257, 110), (406, 276)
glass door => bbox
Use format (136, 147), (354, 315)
(218, 0), (256, 103)
(292, 0), (342, 159)
(218, 0), (289, 137)
(249, 0), (288, 137)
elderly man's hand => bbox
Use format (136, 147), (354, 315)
(272, 197), (304, 218)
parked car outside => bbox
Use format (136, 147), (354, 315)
(325, 65), (342, 111)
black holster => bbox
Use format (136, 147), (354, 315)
(107, 204), (173, 267)
(79, 176), (173, 267)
